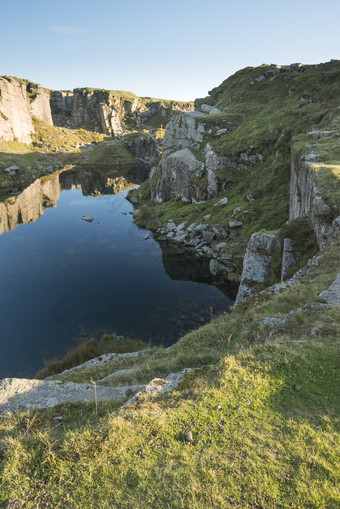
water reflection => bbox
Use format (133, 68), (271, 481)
(0, 167), (232, 378)
(0, 165), (149, 236)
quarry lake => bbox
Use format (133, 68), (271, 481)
(0, 167), (233, 378)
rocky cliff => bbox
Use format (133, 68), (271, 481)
(290, 131), (340, 250)
(133, 60), (340, 303)
(0, 76), (193, 143)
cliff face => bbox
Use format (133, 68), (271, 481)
(50, 89), (144, 135)
(28, 84), (53, 125)
(290, 133), (340, 250)
(0, 77), (193, 143)
(0, 77), (35, 143)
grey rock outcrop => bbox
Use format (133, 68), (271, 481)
(281, 238), (300, 281)
(162, 111), (206, 152)
(152, 148), (205, 203)
(290, 143), (339, 249)
(235, 232), (281, 305)
(0, 377), (145, 412)
(50, 88), (142, 135)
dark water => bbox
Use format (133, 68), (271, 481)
(0, 167), (233, 378)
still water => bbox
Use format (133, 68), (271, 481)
(0, 167), (233, 378)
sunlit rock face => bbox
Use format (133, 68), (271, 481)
(0, 77), (34, 143)
(29, 85), (53, 125)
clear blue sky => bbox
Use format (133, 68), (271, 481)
(2, 0), (340, 101)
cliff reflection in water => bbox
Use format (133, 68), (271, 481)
(0, 166), (147, 236)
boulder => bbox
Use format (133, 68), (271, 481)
(281, 238), (300, 282)
(319, 273), (340, 304)
(235, 232), (281, 305)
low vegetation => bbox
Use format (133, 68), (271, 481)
(0, 241), (339, 507)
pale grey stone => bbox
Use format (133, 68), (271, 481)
(209, 107), (221, 115)
(0, 378), (146, 412)
(319, 273), (340, 304)
(228, 220), (243, 228)
(235, 232), (281, 305)
(281, 238), (300, 282)
(214, 197), (229, 206)
(215, 128), (228, 137)
(120, 369), (195, 410)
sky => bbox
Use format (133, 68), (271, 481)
(2, 0), (340, 101)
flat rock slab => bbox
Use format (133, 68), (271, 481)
(0, 378), (145, 413)
(319, 273), (340, 305)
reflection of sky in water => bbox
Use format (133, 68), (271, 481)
(0, 182), (232, 378)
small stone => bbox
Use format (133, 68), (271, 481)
(214, 197), (228, 206)
(184, 431), (193, 443)
(310, 327), (320, 338)
(202, 231), (215, 243)
(215, 405), (222, 411)
(237, 405), (243, 415)
(294, 385), (302, 392)
(228, 219), (243, 228)
(81, 214), (94, 223)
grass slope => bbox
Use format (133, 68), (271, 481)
(0, 241), (339, 507)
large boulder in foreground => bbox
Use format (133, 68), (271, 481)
(235, 232), (281, 305)
(151, 148), (205, 203)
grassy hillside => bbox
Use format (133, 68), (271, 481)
(0, 241), (339, 507)
(133, 61), (340, 274)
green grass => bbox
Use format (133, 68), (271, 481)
(36, 334), (147, 379)
(1, 242), (339, 507)
(83, 139), (138, 167)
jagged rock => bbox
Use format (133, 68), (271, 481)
(162, 112), (206, 152)
(235, 232), (281, 305)
(319, 273), (340, 304)
(290, 143), (339, 249)
(281, 238), (300, 282)
(204, 143), (229, 172)
(152, 148), (205, 203)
